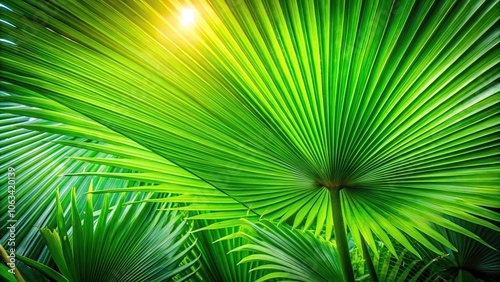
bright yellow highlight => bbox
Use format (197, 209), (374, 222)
(179, 7), (196, 27)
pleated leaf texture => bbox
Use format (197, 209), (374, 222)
(1, 0), (499, 263)
(21, 186), (198, 282)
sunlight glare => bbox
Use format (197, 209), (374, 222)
(180, 7), (197, 27)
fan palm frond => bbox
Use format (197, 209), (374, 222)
(1, 0), (499, 281)
(229, 220), (437, 282)
(417, 216), (500, 282)
(228, 219), (345, 282)
(0, 102), (150, 263)
(18, 184), (198, 282)
(1, 92), (256, 226)
(186, 218), (268, 281)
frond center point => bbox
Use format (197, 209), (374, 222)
(317, 180), (349, 191)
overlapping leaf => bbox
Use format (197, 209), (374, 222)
(416, 216), (500, 282)
(229, 220), (437, 282)
(186, 218), (268, 282)
(24, 184), (198, 282)
(228, 220), (346, 281)
(0, 90), (256, 226)
(0, 103), (151, 263)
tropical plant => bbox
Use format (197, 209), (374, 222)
(1, 0), (499, 281)
(228, 219), (347, 281)
(414, 217), (500, 282)
(16, 184), (198, 282)
(186, 218), (269, 282)
(227, 219), (441, 282)
(0, 102), (151, 263)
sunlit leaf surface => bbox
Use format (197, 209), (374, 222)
(1, 0), (499, 276)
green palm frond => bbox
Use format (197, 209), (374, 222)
(187, 218), (268, 282)
(0, 92), (256, 225)
(0, 103), (151, 264)
(417, 216), (500, 282)
(21, 184), (198, 282)
(229, 220), (437, 282)
(229, 219), (345, 282)
(2, 0), (498, 246)
(359, 242), (440, 282)
(1, 0), (499, 281)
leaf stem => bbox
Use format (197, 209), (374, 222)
(361, 234), (378, 282)
(0, 244), (25, 282)
(330, 188), (355, 282)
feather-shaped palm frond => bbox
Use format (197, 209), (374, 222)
(359, 241), (441, 282)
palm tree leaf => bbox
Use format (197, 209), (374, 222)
(16, 255), (68, 282)
(0, 105), (149, 264)
(0, 264), (17, 282)
(419, 216), (500, 282)
(186, 218), (268, 281)
(34, 184), (198, 282)
(1, 92), (257, 231)
(1, 0), (499, 260)
(233, 220), (440, 282)
(231, 219), (346, 282)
